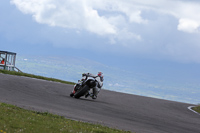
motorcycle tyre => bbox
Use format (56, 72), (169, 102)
(70, 92), (74, 97)
(74, 85), (89, 99)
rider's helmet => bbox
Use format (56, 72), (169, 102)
(98, 72), (103, 77)
(98, 72), (104, 81)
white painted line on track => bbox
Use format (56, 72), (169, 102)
(188, 106), (200, 116)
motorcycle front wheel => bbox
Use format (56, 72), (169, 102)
(74, 85), (89, 99)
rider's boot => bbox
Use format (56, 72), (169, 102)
(85, 91), (91, 98)
(90, 93), (97, 99)
(92, 95), (97, 99)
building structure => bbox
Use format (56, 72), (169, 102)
(0, 51), (21, 72)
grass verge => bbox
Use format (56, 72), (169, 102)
(192, 106), (200, 113)
(0, 69), (75, 85)
(0, 103), (131, 133)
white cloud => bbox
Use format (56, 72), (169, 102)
(10, 0), (149, 41)
(10, 0), (117, 36)
(178, 18), (200, 33)
(9, 0), (200, 63)
(10, 0), (200, 36)
(168, 1), (200, 33)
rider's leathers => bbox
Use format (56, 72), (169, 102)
(81, 73), (103, 97)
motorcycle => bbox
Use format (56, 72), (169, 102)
(70, 76), (100, 99)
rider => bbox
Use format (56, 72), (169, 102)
(82, 72), (104, 99)
(71, 72), (104, 99)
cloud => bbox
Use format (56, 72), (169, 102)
(9, 0), (200, 63)
(10, 0), (150, 42)
(10, 0), (200, 37)
(10, 0), (117, 36)
(167, 1), (200, 33)
(178, 18), (200, 33)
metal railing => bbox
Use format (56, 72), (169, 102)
(14, 66), (23, 73)
(0, 64), (22, 73)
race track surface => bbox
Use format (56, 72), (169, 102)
(0, 73), (200, 133)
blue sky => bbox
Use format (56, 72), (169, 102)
(1, 0), (200, 71)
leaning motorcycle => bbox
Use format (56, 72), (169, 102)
(70, 77), (98, 99)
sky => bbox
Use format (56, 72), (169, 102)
(1, 0), (200, 72)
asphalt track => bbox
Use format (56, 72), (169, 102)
(0, 73), (200, 133)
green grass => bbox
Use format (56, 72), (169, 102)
(0, 69), (75, 85)
(192, 105), (200, 113)
(0, 70), (132, 133)
(0, 103), (131, 133)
